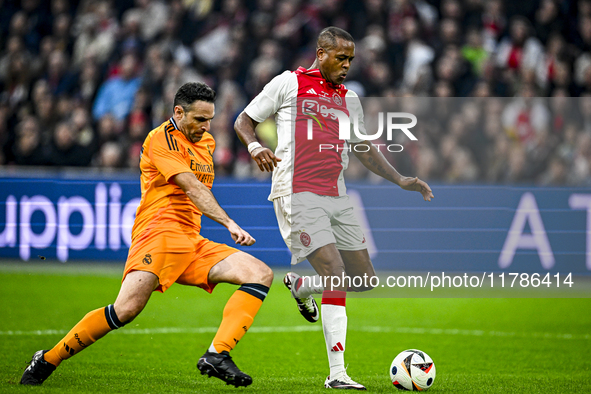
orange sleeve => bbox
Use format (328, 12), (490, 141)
(148, 130), (190, 182)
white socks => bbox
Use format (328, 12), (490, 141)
(321, 290), (347, 378)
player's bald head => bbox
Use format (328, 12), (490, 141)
(317, 27), (354, 51)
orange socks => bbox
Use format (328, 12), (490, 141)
(42, 284), (269, 368)
(44, 305), (125, 367)
(211, 283), (269, 353)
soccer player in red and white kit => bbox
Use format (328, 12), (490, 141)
(235, 27), (434, 390)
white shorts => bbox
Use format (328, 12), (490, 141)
(273, 192), (366, 265)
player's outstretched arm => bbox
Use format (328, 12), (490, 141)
(234, 111), (281, 172)
(173, 172), (256, 245)
(352, 142), (434, 201)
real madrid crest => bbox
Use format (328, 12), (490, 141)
(142, 253), (152, 265)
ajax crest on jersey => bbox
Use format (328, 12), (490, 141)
(390, 349), (436, 391)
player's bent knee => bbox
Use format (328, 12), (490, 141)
(210, 252), (273, 286)
(242, 253), (273, 286)
(113, 299), (147, 324)
(258, 263), (274, 287)
(247, 259), (273, 286)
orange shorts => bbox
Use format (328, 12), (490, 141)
(123, 234), (238, 293)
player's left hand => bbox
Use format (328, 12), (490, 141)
(251, 147), (281, 172)
(227, 221), (256, 246)
(399, 177), (434, 201)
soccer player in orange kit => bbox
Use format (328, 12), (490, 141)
(20, 82), (273, 388)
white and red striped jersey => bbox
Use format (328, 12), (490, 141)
(244, 67), (366, 200)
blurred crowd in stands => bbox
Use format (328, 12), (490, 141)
(1, 0), (591, 185)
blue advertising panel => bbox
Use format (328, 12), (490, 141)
(349, 185), (591, 274)
(0, 174), (288, 265)
(0, 174), (589, 274)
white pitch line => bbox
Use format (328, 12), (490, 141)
(120, 325), (323, 335)
(0, 325), (588, 340)
(0, 325), (323, 337)
(356, 326), (591, 340)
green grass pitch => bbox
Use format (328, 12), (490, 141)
(1, 262), (590, 393)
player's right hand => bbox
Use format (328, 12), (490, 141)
(399, 176), (434, 201)
(227, 221), (256, 246)
(251, 147), (281, 172)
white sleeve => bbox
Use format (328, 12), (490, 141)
(345, 90), (367, 144)
(244, 70), (294, 123)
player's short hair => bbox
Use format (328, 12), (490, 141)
(317, 27), (354, 51)
(174, 82), (216, 111)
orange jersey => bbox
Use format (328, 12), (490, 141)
(131, 118), (216, 252)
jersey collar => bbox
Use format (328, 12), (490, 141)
(169, 117), (180, 130)
(295, 67), (343, 89)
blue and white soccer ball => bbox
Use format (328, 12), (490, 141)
(389, 349), (436, 391)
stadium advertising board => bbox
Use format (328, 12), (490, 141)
(0, 175), (589, 277)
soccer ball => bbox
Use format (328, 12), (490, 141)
(389, 349), (436, 391)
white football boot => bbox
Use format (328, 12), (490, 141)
(283, 272), (319, 323)
(324, 371), (367, 390)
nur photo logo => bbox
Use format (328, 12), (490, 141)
(300, 98), (418, 153)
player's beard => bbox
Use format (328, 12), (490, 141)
(191, 132), (204, 143)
